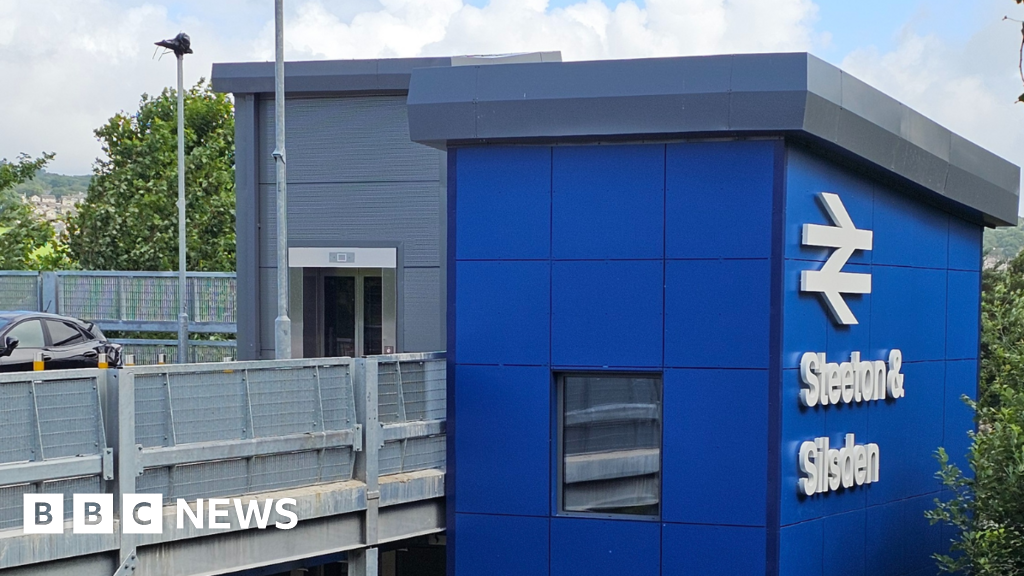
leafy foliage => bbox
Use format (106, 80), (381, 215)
(0, 154), (73, 270)
(929, 386), (1024, 574)
(978, 253), (1024, 409)
(67, 80), (235, 272)
(928, 249), (1024, 573)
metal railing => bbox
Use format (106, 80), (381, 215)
(0, 369), (112, 531)
(0, 270), (237, 362)
(0, 352), (446, 571)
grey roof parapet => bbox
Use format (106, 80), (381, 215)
(405, 52), (1019, 227)
(211, 52), (562, 95)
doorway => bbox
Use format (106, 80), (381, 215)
(302, 268), (397, 358)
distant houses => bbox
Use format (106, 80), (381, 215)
(20, 192), (85, 231)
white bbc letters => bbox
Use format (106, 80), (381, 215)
(208, 499), (231, 529)
(73, 494), (113, 534)
(123, 493), (162, 534)
(275, 498), (298, 530)
(25, 494), (300, 534)
(23, 494), (63, 534)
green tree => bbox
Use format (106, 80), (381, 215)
(0, 153), (72, 270)
(68, 80), (235, 271)
(929, 387), (1024, 574)
(928, 249), (1024, 574)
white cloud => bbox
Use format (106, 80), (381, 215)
(840, 11), (1024, 210)
(259, 0), (818, 62)
(0, 0), (821, 174)
(10, 0), (1022, 198)
(0, 0), (242, 174)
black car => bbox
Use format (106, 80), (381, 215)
(0, 312), (122, 372)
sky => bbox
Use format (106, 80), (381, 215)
(1, 0), (1023, 205)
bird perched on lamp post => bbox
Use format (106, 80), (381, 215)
(155, 33), (193, 57)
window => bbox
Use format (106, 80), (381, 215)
(45, 320), (85, 347)
(6, 320), (45, 348)
(558, 373), (662, 517)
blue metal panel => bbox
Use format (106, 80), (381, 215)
(872, 188), (949, 269)
(865, 501), (905, 576)
(666, 140), (775, 259)
(783, 259), (829, 369)
(552, 144), (665, 260)
(455, 261), (550, 366)
(453, 365), (551, 516)
(946, 270), (981, 360)
(551, 260), (663, 368)
(661, 524), (766, 575)
(944, 360), (977, 474)
(903, 495), (943, 573)
(869, 266), (947, 362)
(662, 369), (768, 526)
(866, 361), (945, 505)
(947, 215), (982, 272)
(822, 510), (867, 576)
(454, 513), (549, 576)
(825, 263), (871, 361)
(664, 259), (771, 369)
(780, 368), (826, 526)
(550, 518), (660, 576)
(455, 146), (552, 260)
(785, 146), (874, 264)
(779, 518), (824, 576)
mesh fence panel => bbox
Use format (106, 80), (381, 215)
(248, 367), (319, 438)
(58, 275), (120, 320)
(0, 483), (34, 531)
(35, 378), (102, 458)
(397, 360), (446, 421)
(135, 361), (360, 501)
(135, 373), (172, 448)
(0, 382), (35, 465)
(0, 274), (38, 311)
(190, 276), (236, 323)
(168, 371), (247, 444)
(377, 362), (401, 424)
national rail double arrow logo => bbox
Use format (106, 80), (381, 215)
(801, 193), (873, 325)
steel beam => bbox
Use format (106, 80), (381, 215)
(137, 429), (361, 468)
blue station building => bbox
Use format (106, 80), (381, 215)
(215, 52), (1019, 576)
(403, 53), (1019, 576)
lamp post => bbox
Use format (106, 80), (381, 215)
(273, 0), (292, 359)
(155, 33), (193, 364)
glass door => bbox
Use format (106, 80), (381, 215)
(323, 276), (356, 357)
(303, 268), (396, 358)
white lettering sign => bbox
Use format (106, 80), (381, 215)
(799, 349), (904, 407)
(798, 434), (880, 496)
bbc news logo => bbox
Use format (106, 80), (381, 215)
(23, 494), (298, 534)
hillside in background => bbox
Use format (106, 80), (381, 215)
(10, 171), (90, 199)
(985, 218), (1024, 262)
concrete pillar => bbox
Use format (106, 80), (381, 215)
(348, 548), (378, 576)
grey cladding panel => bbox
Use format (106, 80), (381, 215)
(407, 53), (1019, 225)
(260, 182), (440, 267)
(258, 96), (440, 185)
(403, 267), (441, 352)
